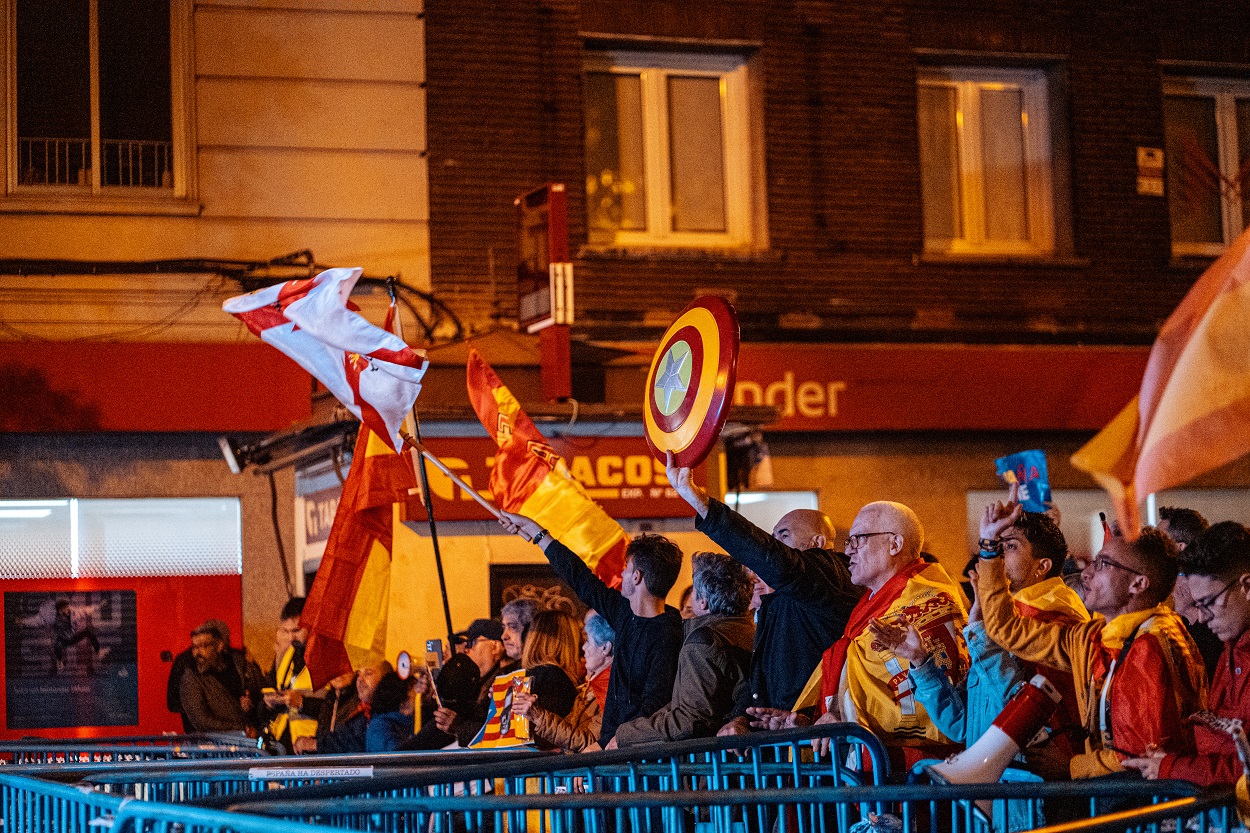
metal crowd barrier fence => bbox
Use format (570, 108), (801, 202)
(0, 750), (1218, 833)
(0, 732), (270, 765)
(215, 779), (1213, 833)
(1028, 787), (1242, 833)
(0, 772), (338, 833)
(72, 723), (889, 807)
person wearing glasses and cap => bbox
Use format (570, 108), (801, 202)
(978, 491), (1206, 779)
(1125, 521), (1250, 786)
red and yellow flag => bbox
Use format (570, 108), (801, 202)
(1073, 225), (1250, 535)
(467, 348), (628, 587)
(302, 425), (417, 688)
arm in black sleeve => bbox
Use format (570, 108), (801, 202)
(694, 499), (826, 594)
(542, 538), (630, 625)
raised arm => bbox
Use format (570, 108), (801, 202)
(498, 511), (629, 623)
(667, 453), (851, 594)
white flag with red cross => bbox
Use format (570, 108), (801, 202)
(223, 267), (428, 452)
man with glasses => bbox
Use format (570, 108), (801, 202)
(665, 453), (862, 736)
(745, 500), (969, 770)
(1125, 521), (1250, 786)
(1158, 507), (1222, 680)
(979, 494), (1206, 779)
(871, 505), (1088, 780)
(431, 618), (510, 746)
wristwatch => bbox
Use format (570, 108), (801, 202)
(978, 538), (1003, 558)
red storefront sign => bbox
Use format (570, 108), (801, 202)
(407, 436), (702, 521)
(734, 343), (1150, 432)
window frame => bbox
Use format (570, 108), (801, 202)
(1163, 76), (1250, 258)
(0, 0), (198, 215)
(917, 66), (1056, 257)
(583, 49), (757, 250)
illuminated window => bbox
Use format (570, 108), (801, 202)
(1163, 77), (1250, 257)
(917, 67), (1055, 256)
(3, 0), (195, 209)
(583, 50), (759, 249)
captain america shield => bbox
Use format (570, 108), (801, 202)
(644, 296), (740, 468)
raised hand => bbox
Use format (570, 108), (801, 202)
(497, 510), (544, 543)
(665, 451), (710, 518)
(867, 616), (929, 666)
(980, 481), (1023, 542)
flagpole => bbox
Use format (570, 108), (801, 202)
(399, 432), (504, 519)
(388, 279), (455, 644)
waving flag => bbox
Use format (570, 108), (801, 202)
(223, 267), (427, 452)
(302, 424), (416, 688)
(1073, 226), (1250, 534)
(468, 348), (628, 587)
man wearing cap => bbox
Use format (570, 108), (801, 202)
(432, 618), (511, 746)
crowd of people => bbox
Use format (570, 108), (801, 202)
(167, 454), (1250, 794)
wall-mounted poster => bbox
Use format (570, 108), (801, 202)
(4, 591), (139, 729)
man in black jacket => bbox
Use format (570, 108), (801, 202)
(613, 551), (755, 746)
(666, 453), (863, 734)
(498, 511), (684, 748)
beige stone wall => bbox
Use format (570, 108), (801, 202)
(0, 0), (429, 342)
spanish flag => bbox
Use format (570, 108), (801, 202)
(467, 348), (628, 587)
(1073, 225), (1250, 536)
(302, 425), (416, 688)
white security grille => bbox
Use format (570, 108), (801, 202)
(0, 498), (241, 579)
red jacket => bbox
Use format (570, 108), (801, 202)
(1159, 629), (1250, 786)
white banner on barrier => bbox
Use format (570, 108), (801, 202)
(248, 766), (374, 780)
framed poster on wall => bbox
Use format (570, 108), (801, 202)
(4, 590), (139, 729)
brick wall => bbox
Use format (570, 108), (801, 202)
(425, 0), (1246, 344)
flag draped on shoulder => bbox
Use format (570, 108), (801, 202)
(1072, 226), (1250, 534)
(467, 348), (628, 587)
(302, 425), (416, 688)
(223, 267), (428, 453)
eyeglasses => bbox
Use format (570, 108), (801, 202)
(846, 531), (897, 550)
(1192, 577), (1241, 614)
(1093, 555), (1144, 576)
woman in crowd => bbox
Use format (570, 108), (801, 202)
(509, 609), (584, 750)
(582, 611), (614, 711)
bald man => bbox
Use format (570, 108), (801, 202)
(749, 500), (969, 769)
(667, 455), (863, 735)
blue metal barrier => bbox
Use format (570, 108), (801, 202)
(0, 734), (268, 765)
(216, 779), (1211, 833)
(0, 772), (336, 833)
(1026, 787), (1241, 833)
(73, 722), (889, 808)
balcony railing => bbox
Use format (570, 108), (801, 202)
(18, 136), (173, 188)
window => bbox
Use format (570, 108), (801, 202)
(0, 498), (241, 579)
(917, 67), (1055, 256)
(3, 0), (195, 209)
(583, 49), (759, 249)
(1163, 77), (1250, 257)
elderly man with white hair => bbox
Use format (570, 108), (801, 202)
(748, 500), (969, 770)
